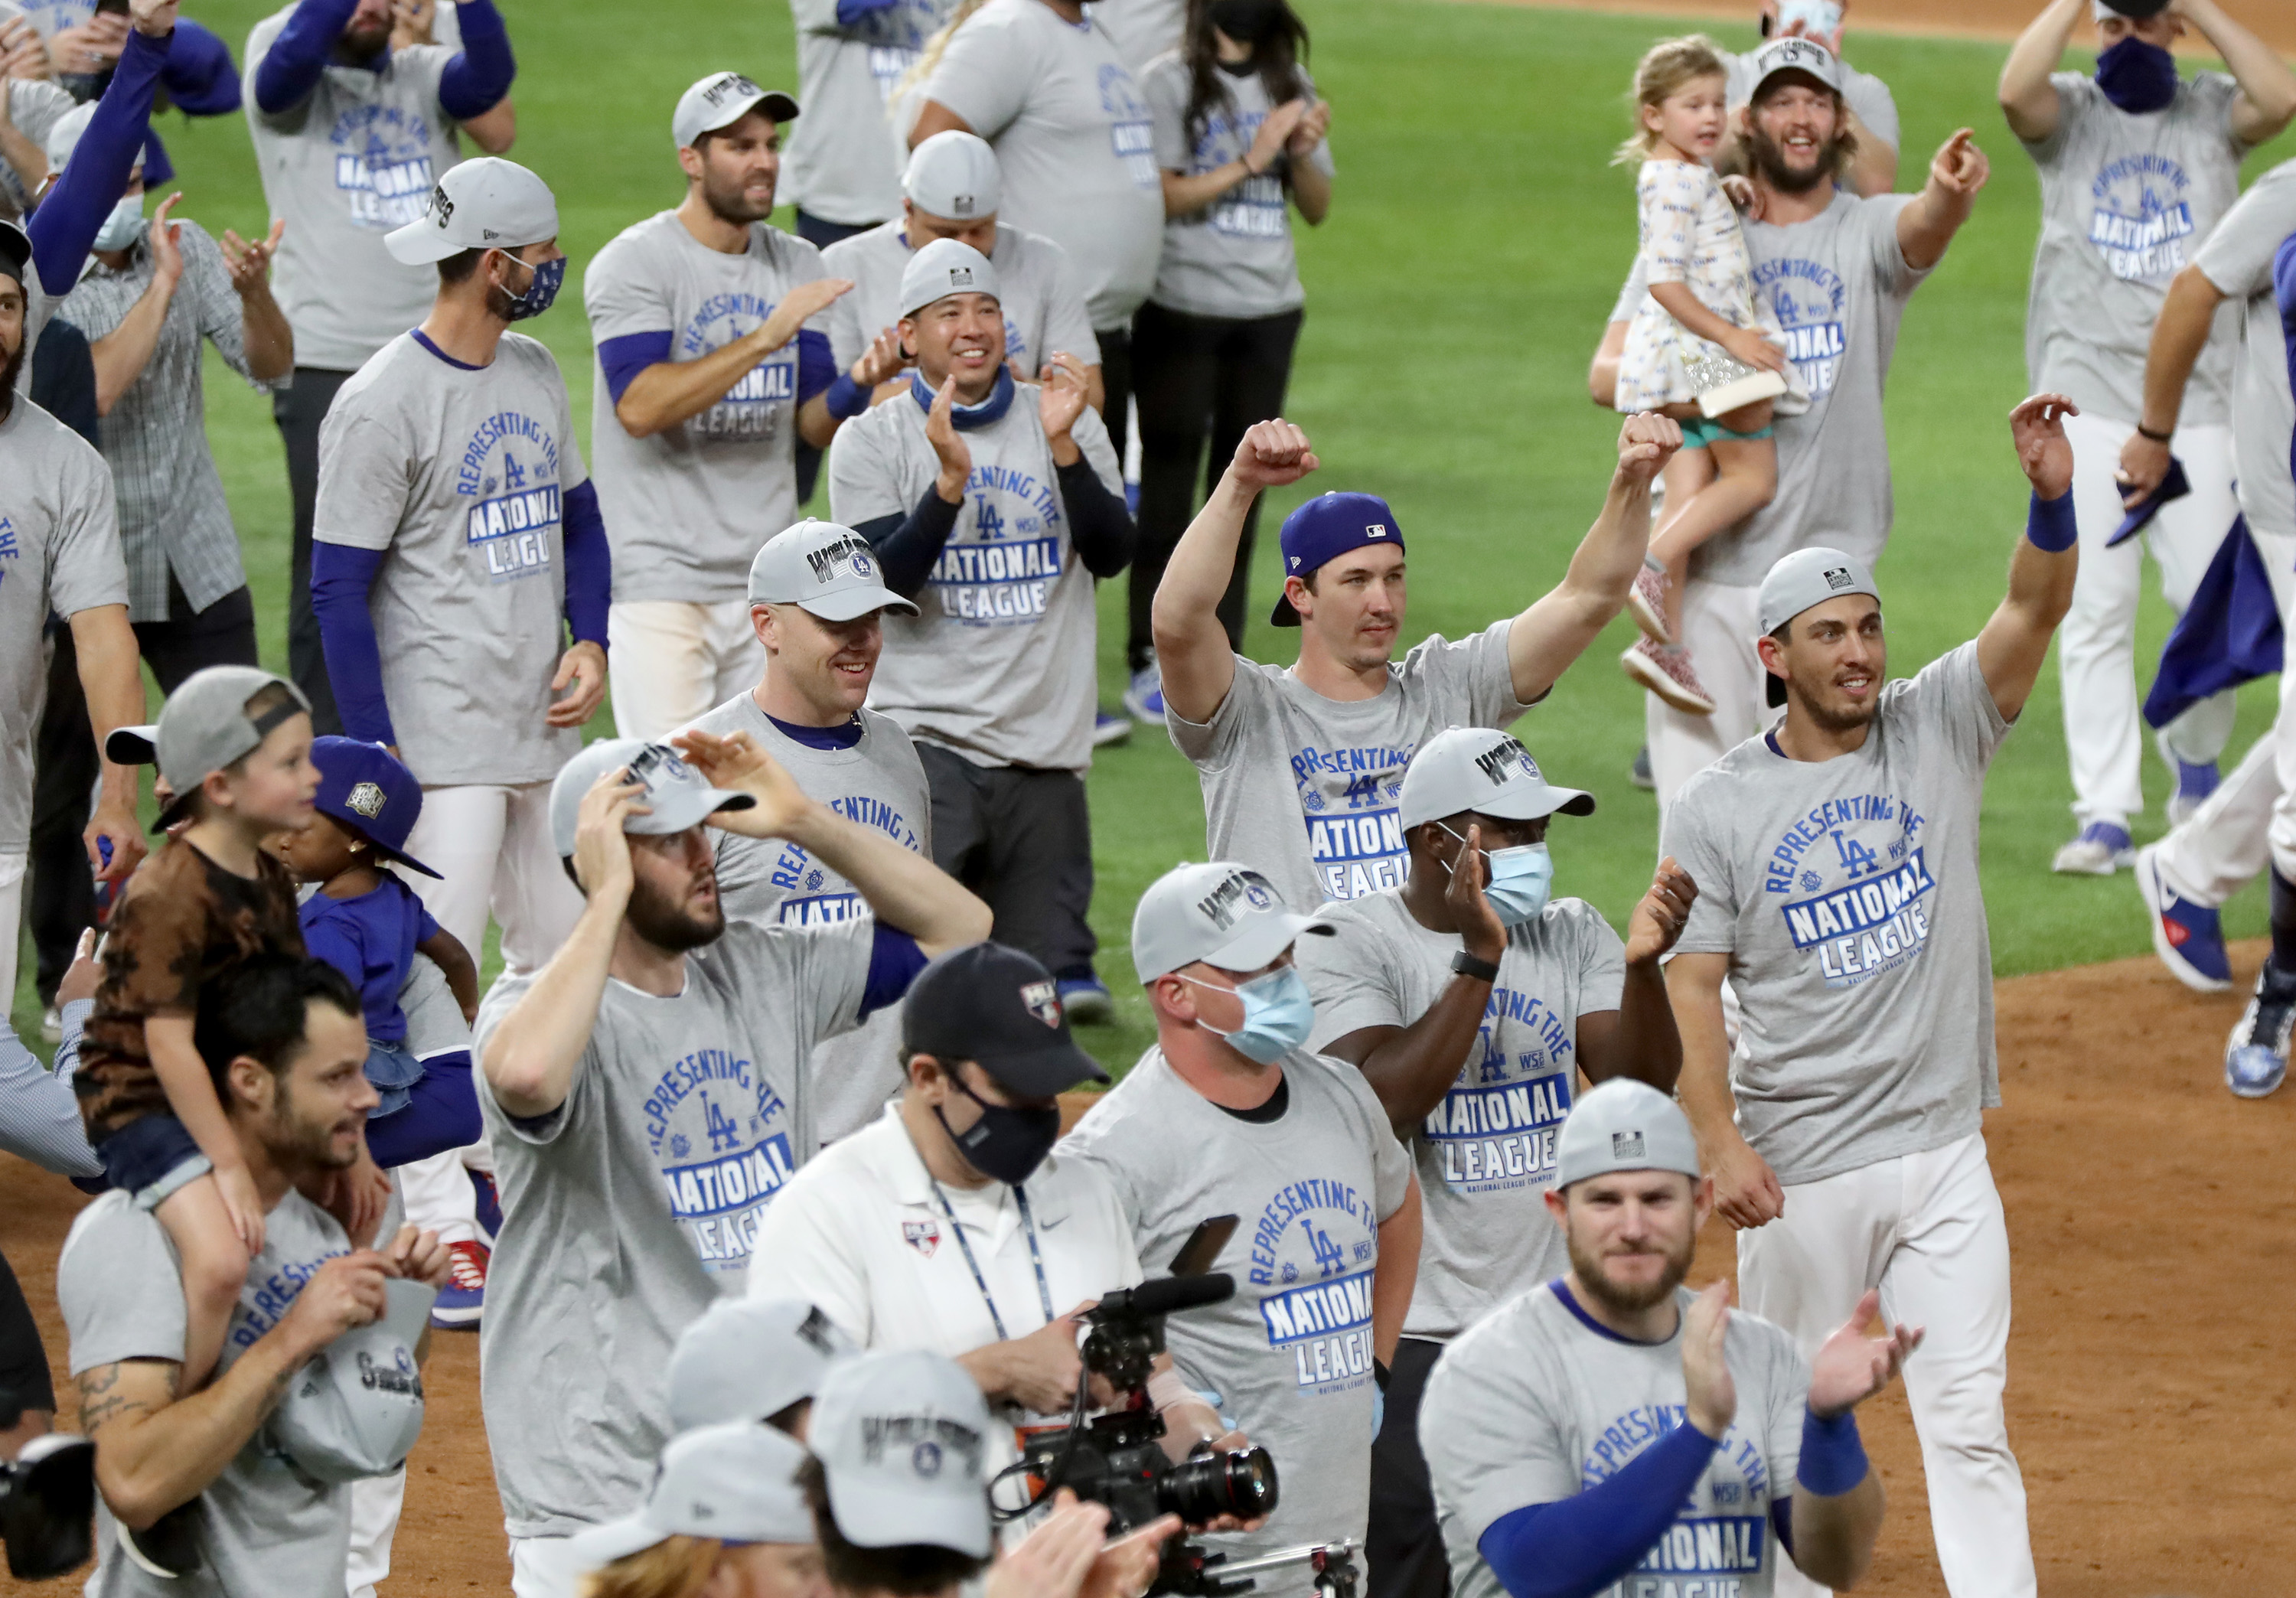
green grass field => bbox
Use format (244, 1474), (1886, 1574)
(14, 0), (2294, 1073)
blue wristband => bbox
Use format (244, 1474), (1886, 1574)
(1796, 1406), (1869, 1497)
(2026, 490), (2077, 553)
(825, 372), (871, 421)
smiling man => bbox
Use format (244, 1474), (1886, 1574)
(1657, 396), (2082, 1598)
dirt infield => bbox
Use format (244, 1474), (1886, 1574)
(1478, 0), (2296, 54)
(1, 940), (2289, 1596)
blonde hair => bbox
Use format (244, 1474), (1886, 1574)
(579, 1537), (724, 1598)
(1613, 34), (1730, 165)
(895, 0), (993, 118)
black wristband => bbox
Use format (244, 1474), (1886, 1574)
(1451, 950), (1500, 983)
(2135, 422), (2173, 443)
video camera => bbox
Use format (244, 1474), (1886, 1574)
(0, 1390), (96, 1580)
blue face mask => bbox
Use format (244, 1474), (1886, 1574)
(499, 252), (566, 321)
(2095, 38), (2179, 114)
(1442, 825), (1554, 928)
(1185, 965), (1316, 1064)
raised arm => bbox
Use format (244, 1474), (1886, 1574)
(1151, 419), (1319, 726)
(1976, 393), (2080, 722)
(1573, 859), (1694, 1094)
(90, 194), (187, 416)
(1895, 129), (1988, 272)
(1665, 951), (1782, 1230)
(1998, 0), (2082, 142)
(2179, 0), (2296, 147)
(1502, 413), (1679, 706)
(2116, 263), (2226, 500)
(1370, 1175), (1421, 1368)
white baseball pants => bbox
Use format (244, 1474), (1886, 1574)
(345, 1468), (405, 1598)
(2056, 412), (2239, 830)
(2148, 527), (2296, 896)
(403, 780), (583, 982)
(1645, 579), (1766, 812)
(509, 1533), (593, 1598)
(1737, 1132), (2033, 1598)
(606, 598), (764, 741)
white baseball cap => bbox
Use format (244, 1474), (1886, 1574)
(1757, 545), (1879, 634)
(569, 1422), (815, 1570)
(1745, 34), (1845, 97)
(42, 103), (106, 173)
(547, 739), (755, 859)
(268, 1280), (436, 1483)
(1397, 728), (1594, 831)
(667, 1297), (853, 1433)
(811, 1350), (994, 1559)
(898, 237), (1000, 319)
(748, 519), (919, 620)
(1552, 1079), (1702, 1190)
(904, 131), (1001, 221)
(1131, 861), (1332, 983)
(386, 157), (559, 265)
(673, 70), (800, 152)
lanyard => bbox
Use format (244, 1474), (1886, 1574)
(930, 1179), (1055, 1342)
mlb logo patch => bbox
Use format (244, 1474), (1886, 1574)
(903, 1220), (941, 1257)
(1823, 566), (1853, 591)
(1611, 1130), (1645, 1160)
(1366, 524), (1388, 538)
(1021, 980), (1063, 1029)
(346, 781), (387, 820)
(951, 193), (977, 217)
(950, 266), (974, 289)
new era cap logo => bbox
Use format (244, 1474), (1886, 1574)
(1823, 566), (1853, 590)
(1021, 979), (1062, 1029)
(1612, 1131), (1646, 1159)
(346, 781), (387, 819)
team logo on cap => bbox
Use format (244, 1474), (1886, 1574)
(1823, 566), (1854, 591)
(703, 72), (762, 106)
(949, 266), (974, 289)
(1611, 1130), (1646, 1159)
(429, 183), (453, 227)
(913, 1440), (944, 1477)
(346, 781), (388, 820)
(1473, 736), (1537, 788)
(796, 1305), (841, 1355)
(902, 1220), (941, 1257)
(951, 192), (977, 217)
(805, 533), (879, 587)
(1020, 980), (1062, 1029)
(1196, 869), (1278, 931)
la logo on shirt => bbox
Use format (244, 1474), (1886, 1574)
(456, 411), (563, 583)
(1753, 255), (1848, 401)
(1761, 789), (1935, 989)
(645, 1045), (797, 1273)
(1247, 1177), (1380, 1392)
(328, 106), (441, 230)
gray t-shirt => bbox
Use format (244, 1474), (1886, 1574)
(59, 1189), (356, 1598)
(921, 0), (1163, 329)
(472, 915), (874, 1534)
(1142, 55), (1331, 320)
(312, 329), (587, 788)
(1659, 641), (2011, 1185)
(2020, 73), (2244, 426)
(1088, 0), (1181, 71)
(822, 220), (1101, 377)
(1166, 623), (1531, 912)
(1, 77), (73, 214)
(785, 0), (954, 227)
(0, 397), (127, 853)
(1058, 1047), (1414, 1598)
(2193, 156), (2296, 543)
(243, 11), (464, 372)
(1298, 890), (1624, 1342)
(583, 212), (831, 605)
(827, 381), (1120, 771)
(1421, 1282), (1809, 1598)
(686, 690), (932, 1148)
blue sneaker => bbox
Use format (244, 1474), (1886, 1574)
(1093, 712), (1133, 748)
(1123, 664), (1165, 723)
(2225, 961), (2296, 1099)
(2133, 846), (2231, 993)
(2157, 731), (2220, 827)
(1057, 975), (1114, 1026)
(2051, 820), (2135, 876)
(429, 1239), (489, 1329)
(471, 1169), (502, 1247)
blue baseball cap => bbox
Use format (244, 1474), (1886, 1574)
(311, 738), (441, 879)
(1270, 492), (1405, 627)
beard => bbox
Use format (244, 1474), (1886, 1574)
(1565, 1225), (1695, 1316)
(270, 1091), (364, 1173)
(0, 328), (22, 425)
(628, 874), (726, 953)
(702, 164), (774, 227)
(1789, 665), (1881, 735)
(1744, 120), (1840, 197)
(342, 17), (391, 57)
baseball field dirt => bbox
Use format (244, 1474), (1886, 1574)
(2, 937), (2289, 1596)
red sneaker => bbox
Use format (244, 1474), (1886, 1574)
(1622, 638), (1716, 716)
(429, 1239), (489, 1329)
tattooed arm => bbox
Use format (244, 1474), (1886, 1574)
(77, 1251), (392, 1528)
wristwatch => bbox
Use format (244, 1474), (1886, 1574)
(1451, 950), (1499, 983)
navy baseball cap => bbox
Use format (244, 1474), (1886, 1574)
(1270, 492), (1405, 627)
(903, 941), (1108, 1097)
(311, 737), (442, 879)
(0, 220), (30, 289)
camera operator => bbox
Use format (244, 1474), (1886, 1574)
(1419, 1080), (1916, 1598)
(752, 941), (1246, 1484)
(1060, 863), (1423, 1598)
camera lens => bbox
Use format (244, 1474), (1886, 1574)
(1160, 1446), (1278, 1525)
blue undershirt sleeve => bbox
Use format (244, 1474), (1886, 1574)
(858, 925), (929, 1020)
(560, 481), (611, 647)
(1475, 1422), (1720, 1598)
(310, 542), (397, 748)
(435, 0), (515, 121)
(1056, 457), (1133, 579)
(797, 328), (836, 404)
(836, 0), (900, 24)
(161, 19), (242, 115)
(854, 489), (962, 597)
(28, 28), (167, 296)
(253, 0), (359, 115)
(595, 330), (672, 407)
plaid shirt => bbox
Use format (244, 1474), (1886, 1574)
(59, 217), (289, 622)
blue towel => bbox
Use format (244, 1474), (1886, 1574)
(2108, 456), (2190, 548)
(2144, 514), (2284, 728)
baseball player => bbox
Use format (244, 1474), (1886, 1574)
(1152, 413), (1677, 914)
(2115, 158), (2296, 1095)
(1295, 726), (1694, 1598)
(2001, 0), (2296, 874)
(1420, 1078), (1919, 1598)
(586, 72), (908, 741)
(684, 518), (934, 1149)
(1659, 395), (2083, 1598)
(823, 130), (1103, 411)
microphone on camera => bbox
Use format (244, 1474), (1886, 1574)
(1091, 1273), (1235, 1322)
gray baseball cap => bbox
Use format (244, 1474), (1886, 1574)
(1131, 861), (1332, 983)
(673, 70), (800, 151)
(106, 665), (312, 829)
(266, 1279), (437, 1483)
(1745, 34), (1845, 97)
(1397, 728), (1594, 831)
(386, 157), (559, 265)
(905, 131), (1001, 221)
(811, 1349), (994, 1559)
(569, 1422), (815, 1570)
(1756, 546), (1879, 634)
(748, 519), (920, 620)
(1552, 1079), (1701, 1190)
(0, 218), (28, 288)
(899, 237), (1000, 319)
(668, 1297), (853, 1433)
(547, 739), (755, 859)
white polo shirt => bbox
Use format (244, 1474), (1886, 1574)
(748, 1101), (1143, 1478)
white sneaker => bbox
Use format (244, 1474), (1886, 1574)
(1123, 661), (1166, 723)
(2051, 821), (2135, 876)
(40, 1005), (62, 1045)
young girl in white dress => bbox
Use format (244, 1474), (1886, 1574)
(1613, 34), (1790, 718)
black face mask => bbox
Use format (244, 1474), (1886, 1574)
(935, 1073), (1060, 1185)
(1209, 0), (1282, 45)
